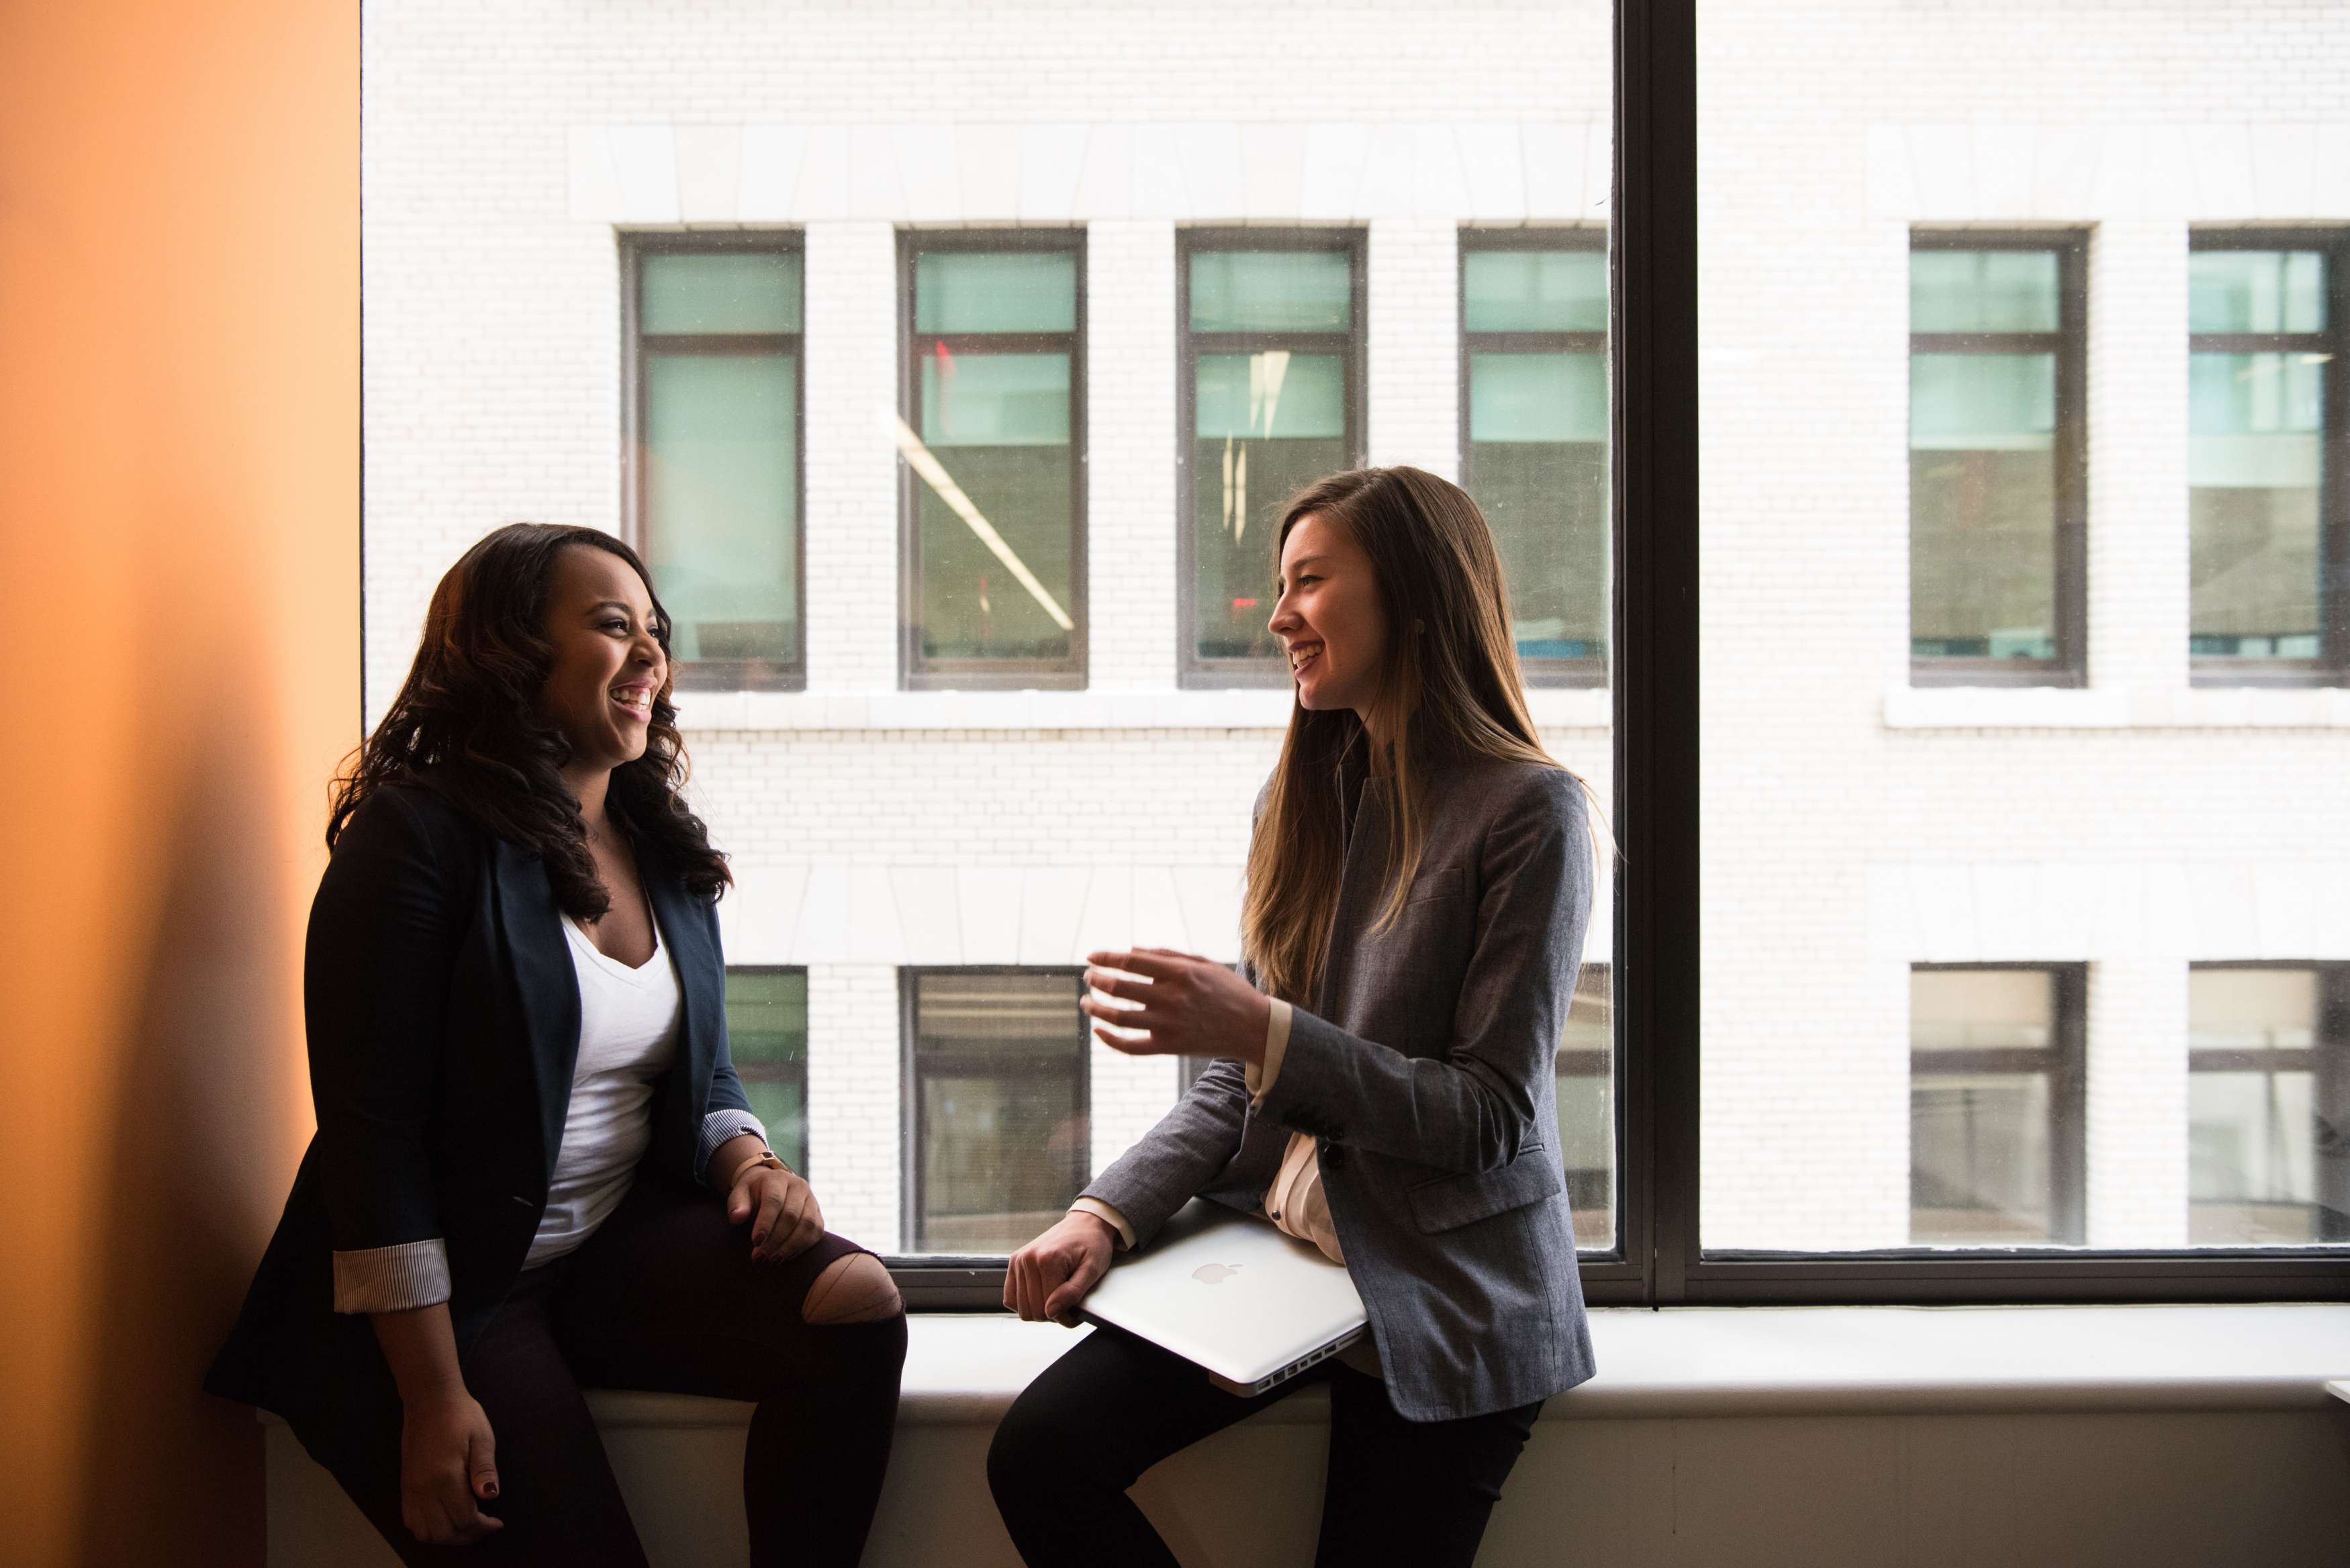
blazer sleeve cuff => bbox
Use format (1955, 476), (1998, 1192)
(1243, 999), (1292, 1107)
(698, 1108), (771, 1185)
(332, 1238), (451, 1314)
(1069, 1197), (1137, 1251)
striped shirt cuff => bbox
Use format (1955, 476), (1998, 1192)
(1069, 1197), (1137, 1251)
(1243, 998), (1294, 1108)
(332, 1238), (451, 1314)
(698, 1108), (771, 1185)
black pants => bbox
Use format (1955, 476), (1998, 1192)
(988, 1326), (1542, 1568)
(319, 1179), (907, 1568)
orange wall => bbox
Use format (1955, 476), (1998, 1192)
(0, 1), (357, 1563)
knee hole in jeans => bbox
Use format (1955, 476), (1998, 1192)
(802, 1252), (902, 1324)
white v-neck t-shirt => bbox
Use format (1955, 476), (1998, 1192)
(524, 914), (685, 1267)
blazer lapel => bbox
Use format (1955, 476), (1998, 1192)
(491, 840), (582, 1187)
(644, 851), (720, 1119)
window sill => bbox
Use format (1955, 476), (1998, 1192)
(674, 687), (1611, 733)
(1884, 685), (2350, 730)
(418, 1303), (2349, 1432)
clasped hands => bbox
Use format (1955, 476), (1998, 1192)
(1078, 946), (1272, 1065)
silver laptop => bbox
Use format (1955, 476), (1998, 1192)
(1081, 1199), (1367, 1396)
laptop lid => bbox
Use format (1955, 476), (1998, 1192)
(1081, 1199), (1367, 1395)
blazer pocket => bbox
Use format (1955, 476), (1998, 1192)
(1405, 1145), (1562, 1234)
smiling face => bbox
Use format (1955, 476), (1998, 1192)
(538, 543), (668, 773)
(1270, 509), (1391, 716)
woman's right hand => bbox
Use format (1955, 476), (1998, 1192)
(398, 1390), (504, 1547)
(1004, 1211), (1116, 1326)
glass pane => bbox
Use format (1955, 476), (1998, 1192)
(912, 973), (1088, 1253)
(1910, 352), (2057, 659)
(1554, 966), (1614, 1250)
(1910, 250), (2061, 334)
(912, 349), (1074, 663)
(2189, 250), (2326, 335)
(726, 970), (808, 1173)
(1912, 969), (2053, 1052)
(645, 350), (798, 668)
(921, 351), (1072, 446)
(2190, 967), (2318, 1050)
(1910, 1074), (2055, 1244)
(2187, 967), (2343, 1246)
(1189, 350), (1347, 661)
(1470, 353), (1608, 662)
(1463, 248), (1607, 332)
(1188, 250), (1352, 332)
(914, 251), (1077, 334)
(2190, 352), (2325, 658)
(642, 250), (802, 335)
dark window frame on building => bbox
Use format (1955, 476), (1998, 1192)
(620, 231), (807, 693)
(1176, 227), (1367, 689)
(897, 229), (1090, 691)
(2186, 228), (2350, 688)
(1906, 963), (2087, 1249)
(1907, 230), (2089, 689)
(2188, 961), (2350, 1244)
(722, 965), (810, 1175)
(898, 966), (1092, 1260)
(1458, 226), (1611, 689)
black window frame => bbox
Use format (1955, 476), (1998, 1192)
(2188, 961), (2350, 1244)
(1906, 229), (2089, 689)
(896, 966), (1092, 1263)
(1906, 963), (2087, 1249)
(1175, 227), (1367, 690)
(2186, 228), (2350, 687)
(620, 231), (808, 693)
(1458, 225), (1612, 689)
(897, 228), (1090, 691)
(722, 964), (810, 1175)
(891, 0), (2350, 1308)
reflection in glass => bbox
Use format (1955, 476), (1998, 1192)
(2189, 248), (2329, 661)
(1554, 964), (1614, 1250)
(910, 971), (1088, 1254)
(1910, 969), (2078, 1246)
(725, 969), (808, 1174)
(908, 247), (1080, 669)
(2188, 967), (2349, 1244)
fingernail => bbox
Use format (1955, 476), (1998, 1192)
(483, 1483), (498, 1498)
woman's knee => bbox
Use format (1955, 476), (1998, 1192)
(801, 1252), (903, 1325)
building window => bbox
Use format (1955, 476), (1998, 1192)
(1178, 230), (1364, 685)
(625, 238), (804, 691)
(2189, 965), (2350, 1244)
(1554, 963), (1615, 1250)
(2188, 234), (2347, 682)
(1460, 231), (1610, 685)
(1908, 235), (2086, 685)
(724, 967), (808, 1173)
(1909, 965), (2085, 1246)
(898, 233), (1086, 689)
(904, 969), (1090, 1255)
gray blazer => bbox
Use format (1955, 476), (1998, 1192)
(1081, 746), (1596, 1421)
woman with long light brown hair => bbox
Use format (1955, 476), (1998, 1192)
(989, 466), (1599, 1567)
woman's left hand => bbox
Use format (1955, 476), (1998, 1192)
(727, 1163), (825, 1263)
(1081, 948), (1272, 1064)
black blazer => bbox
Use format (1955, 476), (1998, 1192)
(203, 779), (753, 1459)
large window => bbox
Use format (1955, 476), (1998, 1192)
(2188, 234), (2345, 681)
(1907, 235), (2085, 685)
(2189, 966), (2350, 1244)
(724, 967), (808, 1174)
(899, 234), (1086, 689)
(626, 237), (804, 690)
(1908, 967), (2085, 1248)
(904, 969), (1089, 1255)
(1460, 231), (1610, 685)
(1178, 232), (1363, 685)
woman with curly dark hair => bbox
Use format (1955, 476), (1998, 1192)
(207, 524), (905, 1567)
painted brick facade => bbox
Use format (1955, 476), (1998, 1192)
(364, 1), (2349, 1255)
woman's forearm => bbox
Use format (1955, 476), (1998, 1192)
(371, 1302), (468, 1408)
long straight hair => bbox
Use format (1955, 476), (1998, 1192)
(1240, 467), (1597, 1004)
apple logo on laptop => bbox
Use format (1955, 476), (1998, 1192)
(1192, 1263), (1243, 1285)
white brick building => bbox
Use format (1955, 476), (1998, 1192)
(361, 1), (2350, 1255)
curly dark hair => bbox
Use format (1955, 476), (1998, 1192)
(330, 522), (731, 917)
